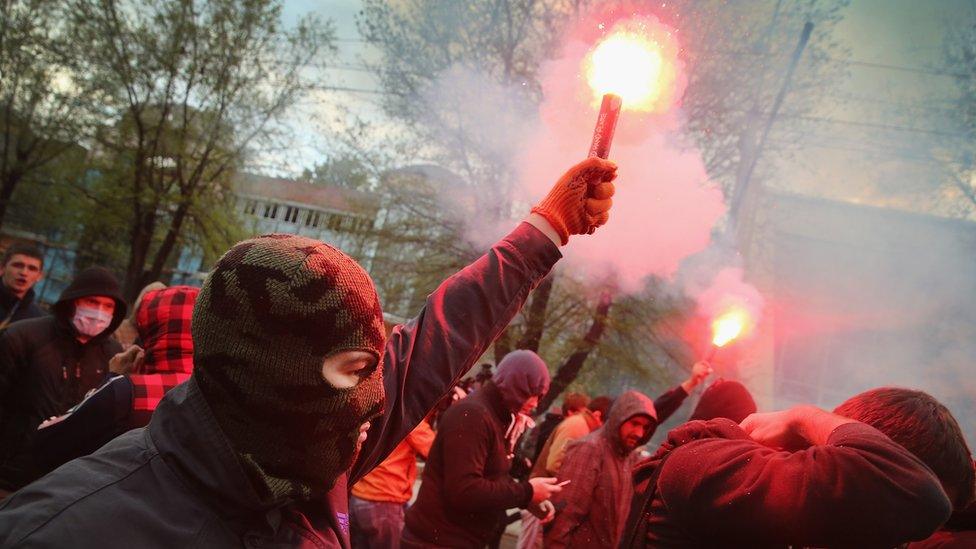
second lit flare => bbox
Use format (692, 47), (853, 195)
(705, 307), (752, 361)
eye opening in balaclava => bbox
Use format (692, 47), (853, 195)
(191, 234), (386, 504)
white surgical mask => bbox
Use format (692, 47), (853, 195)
(72, 306), (113, 337)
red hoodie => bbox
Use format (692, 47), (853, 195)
(126, 286), (197, 427)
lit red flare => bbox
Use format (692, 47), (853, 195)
(583, 20), (682, 114)
(583, 18), (681, 159)
(711, 307), (751, 348)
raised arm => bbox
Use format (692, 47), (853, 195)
(353, 158), (617, 480)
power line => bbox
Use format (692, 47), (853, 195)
(777, 112), (969, 139)
(698, 48), (969, 79)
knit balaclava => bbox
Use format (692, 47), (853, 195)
(689, 379), (757, 424)
(493, 350), (551, 413)
(191, 234), (386, 503)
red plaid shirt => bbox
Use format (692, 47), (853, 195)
(127, 286), (197, 419)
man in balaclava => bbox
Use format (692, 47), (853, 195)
(0, 266), (125, 493)
(403, 350), (564, 548)
(0, 157), (616, 546)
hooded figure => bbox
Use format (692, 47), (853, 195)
(126, 285), (198, 426)
(403, 350), (551, 547)
(0, 267), (125, 491)
(30, 286), (200, 475)
(545, 390), (657, 549)
(689, 378), (757, 424)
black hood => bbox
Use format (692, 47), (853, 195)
(689, 379), (757, 424)
(52, 266), (127, 338)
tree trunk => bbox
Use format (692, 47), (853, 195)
(538, 290), (613, 413)
(494, 326), (514, 365)
(123, 211), (156, 302)
(146, 200), (191, 283)
(516, 273), (554, 352)
(0, 170), (24, 230)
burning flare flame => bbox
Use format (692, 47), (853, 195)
(584, 20), (680, 113)
(711, 307), (751, 347)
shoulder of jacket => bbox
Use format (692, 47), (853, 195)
(2, 316), (56, 346)
(1, 436), (166, 545)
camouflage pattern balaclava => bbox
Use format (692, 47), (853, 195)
(191, 234), (386, 503)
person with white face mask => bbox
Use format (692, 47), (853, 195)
(0, 266), (125, 495)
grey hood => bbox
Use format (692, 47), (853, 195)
(602, 390), (656, 455)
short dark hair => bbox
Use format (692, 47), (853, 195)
(2, 243), (44, 269)
(561, 392), (590, 415)
(834, 387), (975, 510)
(588, 395), (613, 417)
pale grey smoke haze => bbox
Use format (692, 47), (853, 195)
(280, 0), (975, 446)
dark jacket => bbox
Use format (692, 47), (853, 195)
(0, 222), (560, 548)
(546, 391), (656, 549)
(0, 285), (46, 329)
(404, 382), (535, 547)
(0, 268), (126, 490)
(620, 418), (952, 548)
(31, 286), (199, 475)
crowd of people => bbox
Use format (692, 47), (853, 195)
(0, 157), (971, 548)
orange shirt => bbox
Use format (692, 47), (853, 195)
(351, 420), (435, 503)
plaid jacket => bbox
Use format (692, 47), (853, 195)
(127, 286), (197, 425)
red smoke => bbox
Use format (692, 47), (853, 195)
(517, 10), (724, 285)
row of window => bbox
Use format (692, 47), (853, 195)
(242, 200), (373, 232)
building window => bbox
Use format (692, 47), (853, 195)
(306, 211), (321, 228)
(244, 200), (258, 215)
(263, 203), (278, 219)
(285, 206), (300, 223)
(328, 214), (343, 231)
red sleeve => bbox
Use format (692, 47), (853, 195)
(352, 222), (560, 481)
(406, 420), (435, 459)
(658, 422), (952, 547)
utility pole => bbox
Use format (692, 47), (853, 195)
(729, 21), (815, 243)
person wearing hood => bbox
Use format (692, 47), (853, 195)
(0, 157), (615, 547)
(688, 378), (757, 424)
(619, 387), (968, 548)
(0, 266), (126, 493)
(545, 390), (657, 549)
(402, 350), (564, 548)
(30, 285), (199, 475)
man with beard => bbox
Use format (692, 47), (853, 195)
(0, 157), (616, 547)
(544, 390), (657, 549)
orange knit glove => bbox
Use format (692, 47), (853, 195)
(531, 158), (617, 245)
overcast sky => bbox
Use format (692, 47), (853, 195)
(271, 0), (973, 218)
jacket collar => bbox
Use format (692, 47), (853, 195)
(149, 378), (273, 519)
(478, 382), (515, 424)
(0, 284), (33, 310)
